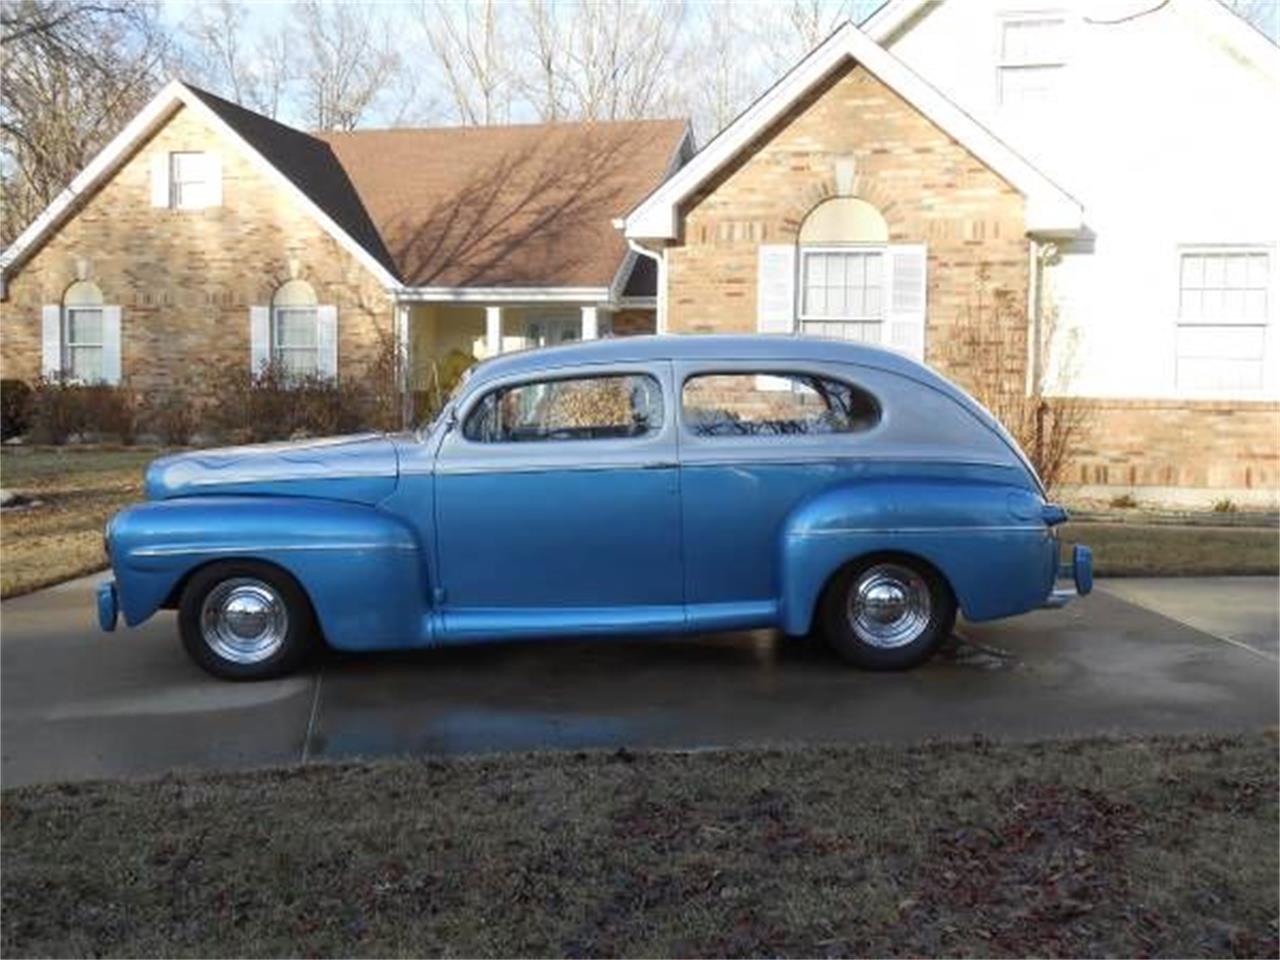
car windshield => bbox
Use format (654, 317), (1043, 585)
(418, 366), (474, 438)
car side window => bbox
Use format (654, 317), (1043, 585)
(682, 372), (880, 437)
(464, 373), (664, 443)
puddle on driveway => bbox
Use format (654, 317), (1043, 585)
(936, 632), (1018, 671)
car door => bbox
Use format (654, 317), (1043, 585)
(674, 361), (884, 626)
(433, 361), (684, 641)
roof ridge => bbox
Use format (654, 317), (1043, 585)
(314, 116), (690, 137)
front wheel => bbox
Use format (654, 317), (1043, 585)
(818, 557), (955, 670)
(178, 561), (317, 680)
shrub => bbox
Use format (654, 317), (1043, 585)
(935, 263), (1092, 493)
(142, 388), (198, 446)
(1109, 493), (1138, 509)
(1, 379), (33, 439)
(1212, 497), (1238, 513)
(29, 377), (140, 445)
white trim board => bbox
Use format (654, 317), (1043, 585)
(621, 20), (1084, 240)
(0, 79), (401, 289)
(394, 286), (612, 305)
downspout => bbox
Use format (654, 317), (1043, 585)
(626, 237), (667, 335)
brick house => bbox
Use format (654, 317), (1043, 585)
(3, 7), (1276, 505)
(0, 81), (690, 397)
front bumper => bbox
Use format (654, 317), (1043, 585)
(97, 579), (119, 632)
(1043, 544), (1093, 608)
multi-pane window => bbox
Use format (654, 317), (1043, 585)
(63, 307), (104, 382)
(997, 16), (1066, 105)
(268, 279), (321, 377)
(799, 249), (885, 344)
(465, 374), (663, 443)
(169, 152), (209, 209)
(1176, 250), (1271, 391)
(271, 306), (320, 376)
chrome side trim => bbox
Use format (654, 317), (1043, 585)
(791, 524), (1046, 538)
(131, 542), (416, 557)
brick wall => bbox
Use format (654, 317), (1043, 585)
(0, 105), (393, 394)
(609, 308), (656, 337)
(666, 59), (1029, 387)
(1069, 399), (1280, 500)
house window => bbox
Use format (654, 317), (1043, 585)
(271, 280), (319, 376)
(1176, 249), (1271, 391)
(997, 15), (1066, 105)
(169, 152), (210, 209)
(62, 280), (105, 382)
(799, 248), (886, 344)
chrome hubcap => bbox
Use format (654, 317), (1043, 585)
(847, 564), (932, 649)
(200, 578), (288, 664)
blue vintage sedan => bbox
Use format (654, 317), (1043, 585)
(98, 335), (1091, 680)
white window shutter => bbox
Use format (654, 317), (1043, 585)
(250, 306), (270, 374)
(101, 306), (122, 385)
(150, 153), (170, 208)
(204, 152), (223, 207)
(316, 305), (338, 379)
(756, 244), (796, 334)
(41, 305), (62, 378)
(886, 244), (927, 361)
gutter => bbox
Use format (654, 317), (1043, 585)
(621, 228), (668, 334)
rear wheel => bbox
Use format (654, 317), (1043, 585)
(178, 560), (316, 680)
(819, 557), (955, 670)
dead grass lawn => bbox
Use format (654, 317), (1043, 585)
(2, 735), (1276, 958)
(0, 448), (155, 598)
(1063, 521), (1278, 577)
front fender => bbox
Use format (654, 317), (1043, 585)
(778, 479), (1057, 634)
(108, 496), (428, 651)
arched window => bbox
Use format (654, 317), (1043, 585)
(797, 197), (892, 345)
(61, 281), (106, 382)
(271, 279), (319, 376)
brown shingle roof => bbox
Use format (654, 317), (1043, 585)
(316, 119), (688, 288)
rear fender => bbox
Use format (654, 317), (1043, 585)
(108, 497), (428, 650)
(778, 479), (1057, 634)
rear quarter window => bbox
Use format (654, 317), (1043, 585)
(682, 372), (880, 438)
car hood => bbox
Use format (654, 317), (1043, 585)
(145, 433), (400, 504)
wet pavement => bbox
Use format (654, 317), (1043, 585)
(2, 574), (1277, 787)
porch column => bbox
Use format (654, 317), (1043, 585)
(485, 305), (503, 356)
(394, 303), (410, 390)
(581, 305), (599, 340)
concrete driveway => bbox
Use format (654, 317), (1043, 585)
(2, 574), (1276, 787)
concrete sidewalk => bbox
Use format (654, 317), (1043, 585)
(2, 574), (1277, 787)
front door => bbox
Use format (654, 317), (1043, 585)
(433, 363), (683, 641)
(525, 315), (579, 347)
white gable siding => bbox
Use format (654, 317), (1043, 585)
(883, 0), (1280, 400)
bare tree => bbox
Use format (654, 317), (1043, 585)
(1, 0), (172, 244)
(560, 0), (686, 121)
(519, 0), (565, 121)
(293, 0), (401, 131)
(181, 0), (290, 119)
(420, 0), (512, 126)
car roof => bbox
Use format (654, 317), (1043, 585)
(468, 334), (933, 385)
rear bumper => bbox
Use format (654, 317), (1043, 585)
(1043, 544), (1093, 608)
(97, 579), (118, 632)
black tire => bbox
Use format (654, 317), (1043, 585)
(178, 560), (317, 680)
(818, 555), (956, 670)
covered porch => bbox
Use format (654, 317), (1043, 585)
(395, 294), (656, 410)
